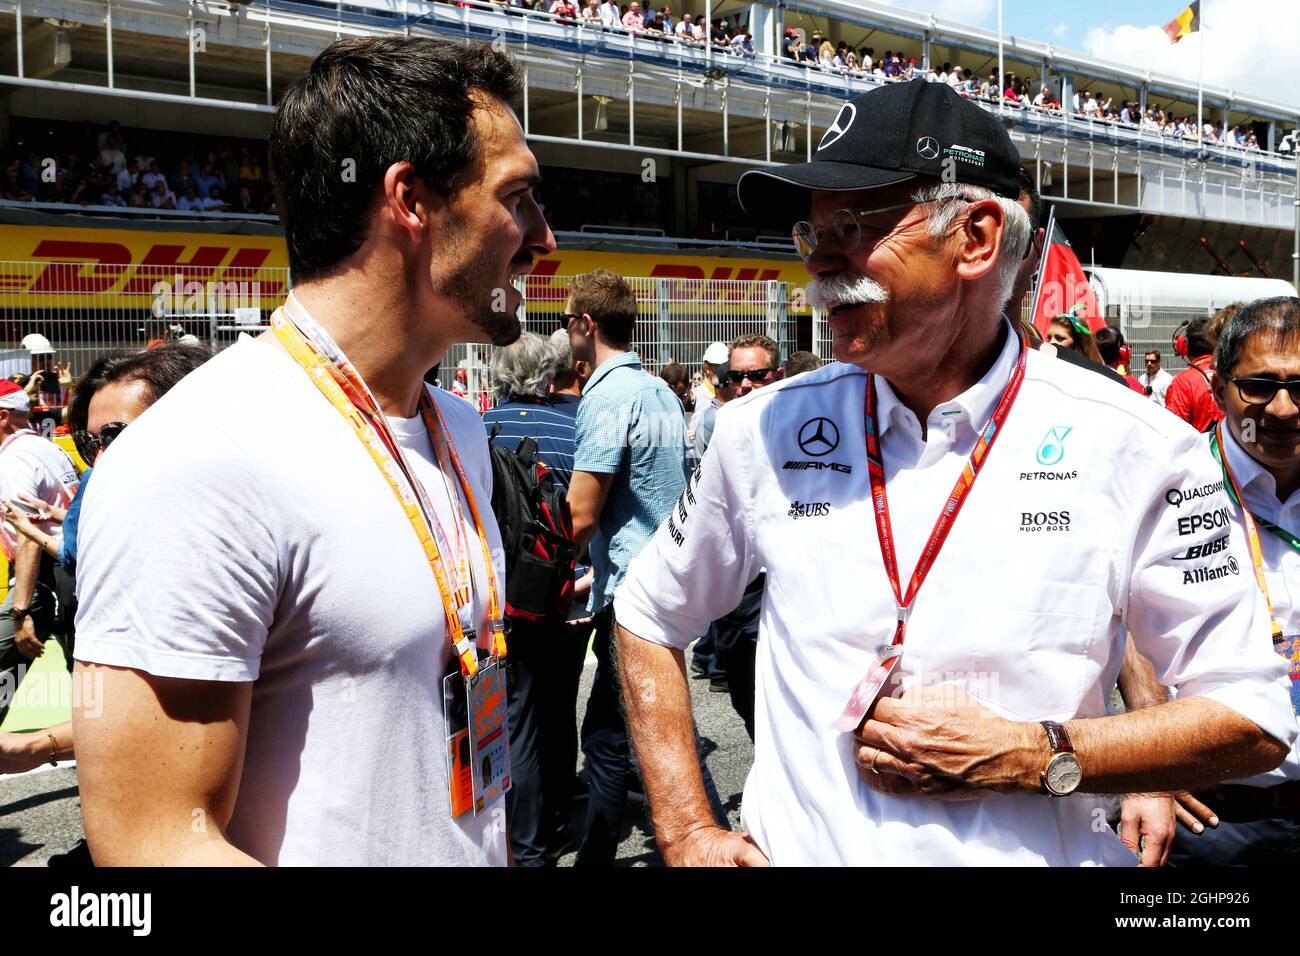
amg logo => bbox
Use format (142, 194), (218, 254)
(1019, 510), (1071, 532)
(1019, 470), (1078, 481)
(1173, 534), (1230, 561)
(788, 500), (831, 519)
(1182, 557), (1240, 584)
(783, 460), (853, 474)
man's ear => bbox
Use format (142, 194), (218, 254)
(954, 198), (1004, 284)
(381, 161), (431, 247)
(1211, 364), (1228, 413)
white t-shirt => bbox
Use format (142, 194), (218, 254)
(1139, 367), (1174, 407)
(615, 322), (1297, 866)
(0, 430), (79, 563)
(75, 334), (508, 867)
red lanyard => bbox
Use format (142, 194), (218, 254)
(864, 329), (1029, 650)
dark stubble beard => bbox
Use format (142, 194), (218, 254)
(438, 217), (524, 347)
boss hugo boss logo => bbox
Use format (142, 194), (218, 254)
(788, 500), (832, 520)
(1173, 534), (1231, 561)
(798, 417), (840, 456)
(1019, 510), (1071, 533)
(819, 103), (857, 150)
(1165, 480), (1224, 508)
(1182, 556), (1240, 585)
(1177, 507), (1231, 536)
(915, 136), (940, 159)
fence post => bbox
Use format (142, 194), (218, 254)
(765, 280), (785, 357)
(655, 278), (672, 367)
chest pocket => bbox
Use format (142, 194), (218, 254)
(970, 580), (1111, 721)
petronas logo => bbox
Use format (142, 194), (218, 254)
(1036, 426), (1072, 466)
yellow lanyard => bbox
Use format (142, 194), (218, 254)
(272, 306), (506, 676)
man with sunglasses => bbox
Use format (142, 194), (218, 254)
(1162, 295), (1300, 865)
(0, 378), (79, 726)
(611, 80), (1294, 866)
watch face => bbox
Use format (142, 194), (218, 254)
(1046, 753), (1082, 795)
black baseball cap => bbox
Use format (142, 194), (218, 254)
(737, 80), (1023, 223)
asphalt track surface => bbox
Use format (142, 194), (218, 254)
(0, 643), (753, 867)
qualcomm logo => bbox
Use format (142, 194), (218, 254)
(1036, 425), (1072, 466)
(819, 103), (857, 150)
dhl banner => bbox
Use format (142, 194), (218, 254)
(0, 224), (809, 310)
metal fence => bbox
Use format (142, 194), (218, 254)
(0, 262), (811, 401)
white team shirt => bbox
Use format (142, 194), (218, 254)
(1139, 368), (1174, 407)
(616, 321), (1297, 866)
(1219, 427), (1300, 787)
(75, 334), (508, 866)
(0, 430), (79, 563)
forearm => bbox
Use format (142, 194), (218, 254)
(615, 622), (717, 850)
(12, 536), (41, 608)
(1116, 634), (1168, 711)
(1062, 697), (1287, 793)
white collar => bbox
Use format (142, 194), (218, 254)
(1221, 424), (1300, 518)
(872, 318), (1019, 440)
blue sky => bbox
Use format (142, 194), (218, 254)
(883, 0), (1298, 110)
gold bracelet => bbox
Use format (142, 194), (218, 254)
(46, 730), (58, 767)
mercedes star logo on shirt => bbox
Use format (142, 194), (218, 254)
(798, 417), (840, 456)
(916, 136), (940, 160)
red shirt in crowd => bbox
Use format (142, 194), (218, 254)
(1164, 354), (1224, 433)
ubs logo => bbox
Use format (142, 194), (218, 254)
(798, 417), (840, 456)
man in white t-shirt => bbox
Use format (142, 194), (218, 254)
(612, 81), (1295, 867)
(1140, 349), (1175, 407)
(0, 379), (79, 725)
(72, 35), (557, 866)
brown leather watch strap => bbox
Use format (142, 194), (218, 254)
(1041, 720), (1074, 754)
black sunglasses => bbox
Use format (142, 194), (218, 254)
(72, 421), (129, 466)
(726, 368), (775, 384)
(559, 313), (583, 330)
(1231, 377), (1300, 406)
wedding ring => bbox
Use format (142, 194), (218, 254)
(869, 749), (882, 774)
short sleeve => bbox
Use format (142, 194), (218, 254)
(1124, 429), (1298, 750)
(74, 420), (280, 683)
(614, 405), (759, 649)
(574, 388), (630, 476)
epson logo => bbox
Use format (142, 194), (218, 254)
(783, 460), (853, 474)
(1019, 510), (1071, 532)
(1177, 508), (1231, 537)
(1173, 534), (1230, 561)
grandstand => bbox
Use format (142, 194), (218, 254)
(0, 0), (1296, 383)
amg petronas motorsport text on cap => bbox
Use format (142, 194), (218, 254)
(737, 80), (1022, 220)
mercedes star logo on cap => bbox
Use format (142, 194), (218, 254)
(916, 136), (940, 160)
(798, 417), (840, 456)
(818, 103), (857, 151)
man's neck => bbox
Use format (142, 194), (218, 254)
(884, 318), (1010, 436)
(1272, 464), (1300, 505)
(591, 339), (630, 373)
(289, 275), (453, 419)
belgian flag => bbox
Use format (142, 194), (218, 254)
(1163, 0), (1200, 43)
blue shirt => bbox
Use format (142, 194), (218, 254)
(574, 352), (686, 612)
(59, 466), (91, 571)
(482, 394), (580, 490)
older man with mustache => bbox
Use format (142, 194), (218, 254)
(610, 81), (1296, 866)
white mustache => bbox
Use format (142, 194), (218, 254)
(805, 272), (889, 310)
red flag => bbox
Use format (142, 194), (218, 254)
(1029, 217), (1103, 337)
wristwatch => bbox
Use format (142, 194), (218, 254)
(12, 606), (31, 623)
(1039, 720), (1083, 797)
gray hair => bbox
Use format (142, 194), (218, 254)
(910, 182), (1030, 310)
(549, 327), (573, 369)
(490, 331), (558, 402)
(1214, 296), (1300, 377)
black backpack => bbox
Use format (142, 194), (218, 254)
(487, 425), (577, 622)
